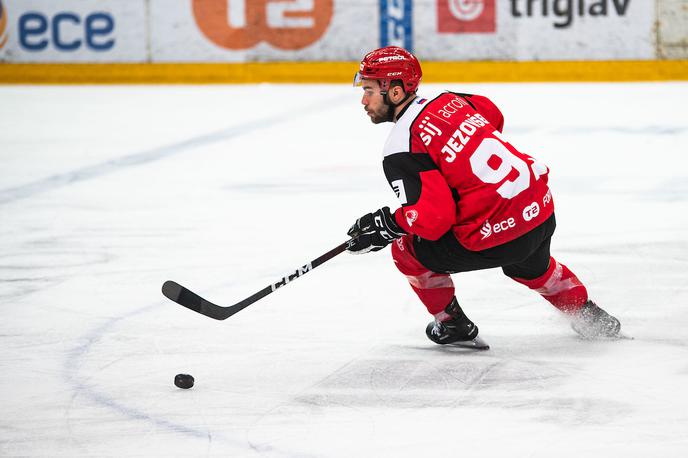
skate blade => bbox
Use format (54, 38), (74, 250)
(448, 336), (490, 350)
(576, 331), (634, 341)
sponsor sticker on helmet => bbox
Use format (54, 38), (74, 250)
(378, 55), (406, 62)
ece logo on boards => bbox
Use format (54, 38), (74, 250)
(0, 0), (8, 50)
(17, 8), (115, 51)
(438, 0), (496, 33)
(193, 0), (333, 51)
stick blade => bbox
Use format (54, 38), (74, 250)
(162, 280), (230, 320)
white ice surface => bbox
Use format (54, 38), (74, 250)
(1, 82), (687, 457)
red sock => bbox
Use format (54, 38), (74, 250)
(511, 257), (588, 313)
(392, 236), (455, 315)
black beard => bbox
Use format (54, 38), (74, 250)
(368, 101), (395, 124)
(370, 113), (387, 124)
(385, 101), (395, 122)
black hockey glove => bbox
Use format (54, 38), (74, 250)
(347, 206), (406, 254)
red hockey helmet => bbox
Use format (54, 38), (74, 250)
(354, 46), (422, 94)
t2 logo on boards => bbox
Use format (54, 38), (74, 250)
(193, 0), (333, 50)
(438, 0), (496, 34)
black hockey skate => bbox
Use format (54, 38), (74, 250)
(570, 300), (621, 339)
(426, 297), (479, 345)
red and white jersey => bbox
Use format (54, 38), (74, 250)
(384, 91), (554, 251)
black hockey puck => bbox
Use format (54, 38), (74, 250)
(174, 373), (194, 389)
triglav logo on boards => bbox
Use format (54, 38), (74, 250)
(510, 0), (632, 29)
(192, 0), (333, 50)
(438, 0), (496, 33)
(0, 0), (8, 50)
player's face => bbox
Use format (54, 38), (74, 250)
(360, 79), (388, 124)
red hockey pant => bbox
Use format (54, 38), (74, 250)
(391, 235), (588, 316)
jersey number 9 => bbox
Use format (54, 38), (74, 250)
(469, 136), (547, 199)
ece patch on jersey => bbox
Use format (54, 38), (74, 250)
(480, 220), (492, 239)
(392, 179), (408, 204)
(481, 217), (516, 239)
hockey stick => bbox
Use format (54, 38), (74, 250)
(162, 239), (356, 320)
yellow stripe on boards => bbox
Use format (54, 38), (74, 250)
(1, 60), (686, 84)
(423, 60), (688, 82)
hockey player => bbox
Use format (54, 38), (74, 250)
(347, 46), (621, 344)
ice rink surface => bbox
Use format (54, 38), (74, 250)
(1, 82), (687, 457)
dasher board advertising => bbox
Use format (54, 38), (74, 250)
(0, 0), (146, 62)
(0, 1), (659, 63)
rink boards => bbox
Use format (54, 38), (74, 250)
(0, 0), (687, 83)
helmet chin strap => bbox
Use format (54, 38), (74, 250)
(382, 89), (414, 122)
